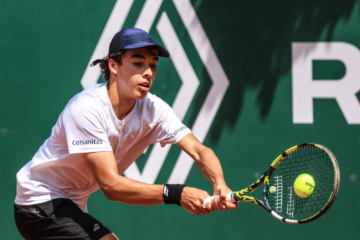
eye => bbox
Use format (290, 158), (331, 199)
(134, 62), (142, 67)
(151, 64), (157, 69)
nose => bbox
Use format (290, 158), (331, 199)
(143, 66), (154, 79)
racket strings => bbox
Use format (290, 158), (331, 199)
(269, 146), (335, 220)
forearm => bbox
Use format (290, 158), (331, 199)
(177, 134), (235, 210)
(101, 175), (164, 205)
(194, 147), (226, 186)
(195, 147), (236, 210)
(84, 151), (165, 205)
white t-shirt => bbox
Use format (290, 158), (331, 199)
(15, 83), (191, 212)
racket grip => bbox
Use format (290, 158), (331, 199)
(202, 192), (235, 208)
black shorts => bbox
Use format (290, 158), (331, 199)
(14, 198), (112, 240)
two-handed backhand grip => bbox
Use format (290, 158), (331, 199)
(202, 192), (235, 208)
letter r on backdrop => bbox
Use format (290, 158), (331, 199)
(292, 42), (360, 124)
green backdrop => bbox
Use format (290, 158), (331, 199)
(1, 0), (359, 239)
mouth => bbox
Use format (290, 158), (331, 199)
(138, 82), (150, 91)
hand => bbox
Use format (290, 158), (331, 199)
(212, 184), (238, 211)
(180, 187), (215, 215)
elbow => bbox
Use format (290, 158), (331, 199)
(194, 146), (213, 162)
(99, 181), (118, 201)
(102, 187), (116, 201)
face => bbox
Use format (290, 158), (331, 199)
(109, 47), (159, 100)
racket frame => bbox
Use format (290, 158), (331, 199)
(227, 143), (340, 224)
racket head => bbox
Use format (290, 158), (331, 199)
(265, 144), (340, 224)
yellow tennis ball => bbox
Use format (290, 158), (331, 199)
(269, 186), (276, 194)
(294, 174), (315, 198)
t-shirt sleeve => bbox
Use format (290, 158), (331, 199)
(63, 95), (113, 154)
(151, 100), (192, 146)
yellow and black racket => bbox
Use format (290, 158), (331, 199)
(203, 143), (340, 224)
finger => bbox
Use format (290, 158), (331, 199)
(218, 195), (227, 210)
(191, 208), (202, 215)
(212, 195), (220, 210)
(202, 196), (213, 209)
(195, 209), (207, 215)
(214, 195), (226, 210)
(202, 207), (211, 215)
(206, 202), (215, 212)
(220, 192), (227, 204)
(192, 203), (208, 215)
(203, 201), (211, 209)
(211, 202), (216, 212)
(225, 201), (238, 210)
(198, 203), (211, 214)
(217, 195), (226, 210)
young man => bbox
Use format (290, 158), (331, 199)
(14, 28), (237, 240)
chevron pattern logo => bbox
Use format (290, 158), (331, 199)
(80, 0), (229, 184)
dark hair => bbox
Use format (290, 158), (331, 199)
(99, 50), (126, 81)
(99, 46), (160, 81)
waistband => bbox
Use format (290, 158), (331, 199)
(15, 198), (76, 217)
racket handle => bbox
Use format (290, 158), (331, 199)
(202, 192), (235, 208)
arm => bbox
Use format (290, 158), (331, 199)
(177, 133), (237, 210)
(83, 151), (163, 205)
(83, 151), (213, 214)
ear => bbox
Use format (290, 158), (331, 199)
(108, 59), (118, 75)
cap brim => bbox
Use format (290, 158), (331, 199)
(122, 42), (170, 57)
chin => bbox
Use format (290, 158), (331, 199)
(135, 92), (148, 100)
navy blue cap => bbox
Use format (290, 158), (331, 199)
(90, 28), (169, 67)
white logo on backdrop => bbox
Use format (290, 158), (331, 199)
(80, 0), (229, 184)
(292, 42), (360, 124)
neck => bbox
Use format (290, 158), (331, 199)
(107, 81), (136, 120)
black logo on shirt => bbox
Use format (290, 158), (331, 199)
(72, 139), (103, 145)
(171, 126), (187, 138)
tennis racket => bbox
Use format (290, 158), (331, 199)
(202, 143), (340, 224)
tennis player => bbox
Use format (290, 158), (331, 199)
(14, 28), (237, 240)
